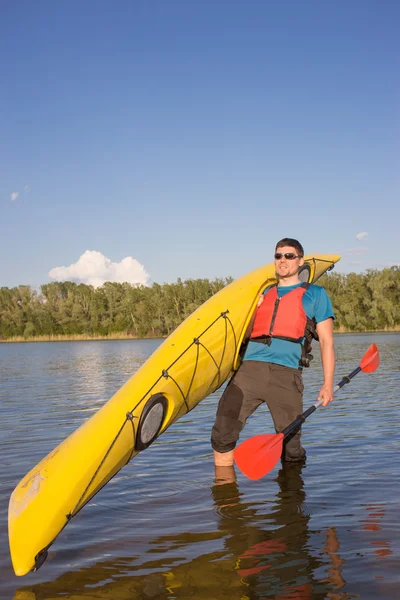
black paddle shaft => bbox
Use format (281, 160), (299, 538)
(281, 366), (362, 439)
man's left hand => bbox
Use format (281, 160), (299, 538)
(318, 385), (334, 407)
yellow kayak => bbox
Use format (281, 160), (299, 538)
(8, 254), (340, 576)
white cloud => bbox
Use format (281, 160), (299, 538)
(48, 250), (150, 287)
(355, 231), (368, 241)
(11, 192), (19, 201)
(24, 185), (30, 192)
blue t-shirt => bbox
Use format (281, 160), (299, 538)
(244, 283), (334, 369)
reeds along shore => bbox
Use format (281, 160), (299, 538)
(0, 332), (161, 343)
(2, 326), (400, 343)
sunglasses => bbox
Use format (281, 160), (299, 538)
(274, 253), (301, 260)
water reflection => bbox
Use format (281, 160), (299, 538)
(213, 464), (343, 600)
(3, 334), (399, 600)
(321, 527), (346, 600)
(14, 465), (352, 600)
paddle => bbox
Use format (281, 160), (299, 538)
(234, 343), (380, 480)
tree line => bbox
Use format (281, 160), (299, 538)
(0, 267), (399, 340)
(0, 278), (232, 339)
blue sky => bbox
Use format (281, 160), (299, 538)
(1, 0), (399, 288)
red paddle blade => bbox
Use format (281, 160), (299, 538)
(360, 343), (380, 373)
(234, 433), (284, 480)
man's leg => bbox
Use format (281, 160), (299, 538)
(214, 449), (235, 467)
(211, 361), (264, 466)
(266, 364), (306, 462)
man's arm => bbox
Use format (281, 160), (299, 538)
(316, 317), (335, 406)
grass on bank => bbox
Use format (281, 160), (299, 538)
(1, 326), (400, 343)
(0, 332), (166, 343)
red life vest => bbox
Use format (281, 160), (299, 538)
(251, 283), (310, 343)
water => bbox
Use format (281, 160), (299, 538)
(0, 334), (399, 599)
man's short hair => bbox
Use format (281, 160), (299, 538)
(275, 238), (304, 257)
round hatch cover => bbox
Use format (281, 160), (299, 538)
(135, 394), (167, 451)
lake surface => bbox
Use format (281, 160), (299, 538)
(1, 334), (399, 599)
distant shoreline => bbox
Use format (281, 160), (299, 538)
(1, 328), (399, 343)
(0, 333), (165, 343)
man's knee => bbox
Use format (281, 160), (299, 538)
(211, 380), (246, 453)
(211, 416), (242, 453)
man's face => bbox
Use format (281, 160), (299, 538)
(274, 245), (304, 279)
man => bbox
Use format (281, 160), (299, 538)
(211, 238), (335, 467)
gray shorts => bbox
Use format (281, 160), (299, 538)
(211, 360), (306, 462)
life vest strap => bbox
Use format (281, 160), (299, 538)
(251, 334), (305, 345)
